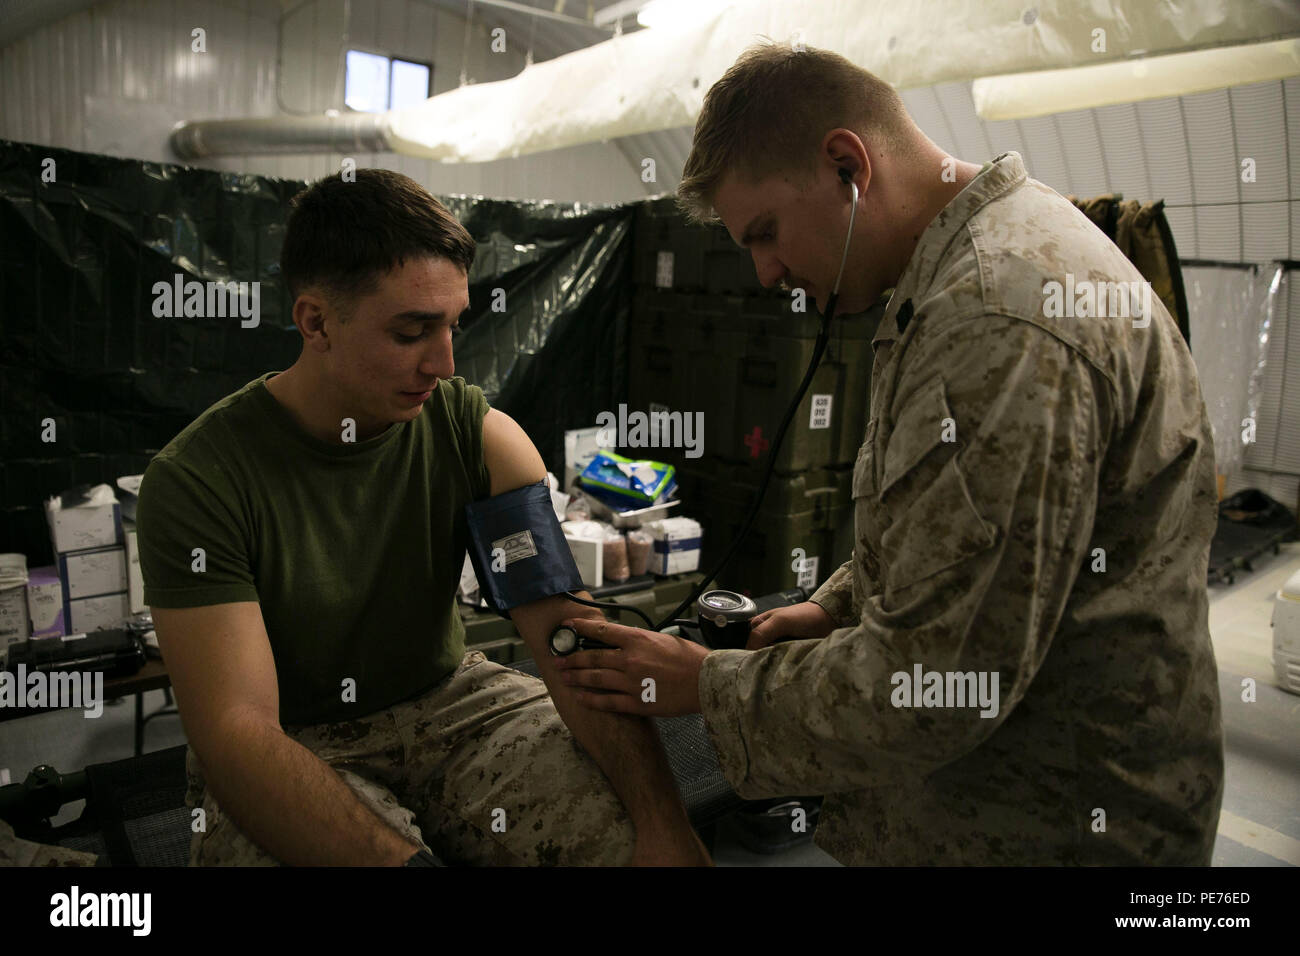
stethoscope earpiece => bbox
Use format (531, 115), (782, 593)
(831, 173), (858, 299)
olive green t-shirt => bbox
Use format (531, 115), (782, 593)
(137, 372), (492, 727)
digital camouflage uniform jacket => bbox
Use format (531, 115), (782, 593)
(698, 151), (1224, 865)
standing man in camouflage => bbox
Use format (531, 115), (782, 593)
(556, 42), (1224, 865)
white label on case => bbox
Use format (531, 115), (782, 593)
(797, 555), (818, 591)
(809, 394), (833, 429)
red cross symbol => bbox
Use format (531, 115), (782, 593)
(743, 425), (769, 458)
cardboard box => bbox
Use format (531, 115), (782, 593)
(67, 592), (130, 633)
(26, 565), (64, 640)
(645, 517), (702, 576)
(59, 546), (128, 600)
(45, 485), (123, 553)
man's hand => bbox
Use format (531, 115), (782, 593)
(553, 618), (710, 717)
(746, 601), (836, 650)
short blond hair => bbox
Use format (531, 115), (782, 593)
(677, 41), (912, 224)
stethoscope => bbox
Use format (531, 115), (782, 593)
(552, 168), (861, 655)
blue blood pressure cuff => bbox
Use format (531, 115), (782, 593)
(464, 480), (585, 619)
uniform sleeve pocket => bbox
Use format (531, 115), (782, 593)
(877, 376), (998, 588)
(850, 420), (877, 499)
(879, 375), (953, 497)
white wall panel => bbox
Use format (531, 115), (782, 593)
(1093, 103), (1153, 202)
(1292, 199), (1300, 259)
(1231, 81), (1288, 204)
(1052, 110), (1109, 198)
(1196, 204), (1244, 262)
(1243, 202), (1290, 263)
(0, 0), (640, 203)
(933, 81), (995, 162)
(1136, 99), (1194, 206)
(980, 117), (1030, 170)
(1019, 114), (1073, 195)
(1286, 77), (1300, 203)
(900, 86), (947, 152)
(1183, 89), (1239, 206)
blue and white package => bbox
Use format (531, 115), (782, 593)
(579, 452), (677, 511)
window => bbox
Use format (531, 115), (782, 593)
(345, 51), (431, 112)
(390, 59), (431, 109)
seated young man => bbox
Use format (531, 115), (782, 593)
(136, 168), (708, 866)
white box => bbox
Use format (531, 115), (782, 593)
(1, 576), (28, 667)
(564, 426), (604, 492)
(563, 529), (604, 590)
(116, 474), (143, 523)
(59, 546), (128, 600)
(67, 591), (130, 633)
(45, 486), (123, 553)
(645, 517), (702, 576)
(0, 582), (28, 646)
(125, 528), (145, 614)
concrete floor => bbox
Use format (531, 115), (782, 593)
(2, 543), (1297, 866)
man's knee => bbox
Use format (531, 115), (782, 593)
(420, 788), (635, 866)
(421, 726), (638, 866)
(187, 758), (427, 866)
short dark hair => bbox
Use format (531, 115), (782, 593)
(679, 40), (913, 224)
(281, 168), (476, 316)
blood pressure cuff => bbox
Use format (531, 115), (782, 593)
(464, 480), (585, 619)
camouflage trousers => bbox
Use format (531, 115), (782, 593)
(185, 650), (637, 866)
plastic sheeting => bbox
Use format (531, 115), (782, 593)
(443, 194), (635, 470)
(1185, 262), (1282, 477)
(0, 139), (634, 566)
(386, 0), (1300, 163)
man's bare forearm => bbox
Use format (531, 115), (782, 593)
(199, 715), (420, 866)
(508, 594), (692, 833)
(542, 641), (689, 831)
